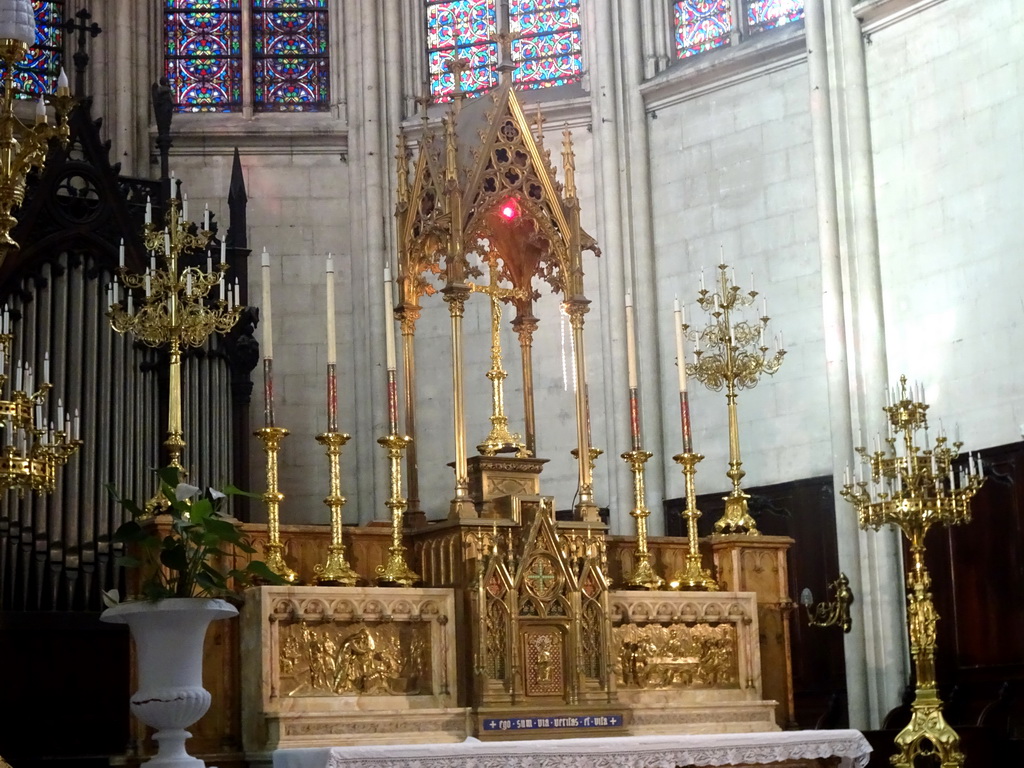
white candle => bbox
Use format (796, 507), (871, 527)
(145, 197), (152, 225)
(261, 247), (273, 359)
(206, 252), (212, 274)
(673, 296), (686, 393)
(220, 238), (226, 265)
(73, 409), (80, 440)
(325, 254), (337, 365)
(2, 305), (8, 334)
(164, 230), (171, 257)
(144, 273), (151, 297)
(383, 265), (396, 370)
(56, 398), (63, 426)
(118, 238), (125, 268)
(700, 268), (705, 292)
(185, 272), (192, 296)
(43, 352), (49, 383)
(182, 193), (189, 221)
(127, 292), (133, 313)
(203, 204), (210, 230)
(57, 68), (68, 93)
(624, 293), (638, 389)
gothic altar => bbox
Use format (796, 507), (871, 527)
(235, 61), (798, 766)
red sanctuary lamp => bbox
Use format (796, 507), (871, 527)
(499, 198), (520, 221)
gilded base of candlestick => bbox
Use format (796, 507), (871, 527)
(262, 541), (299, 584)
(376, 543), (421, 587)
(715, 490), (759, 535)
(313, 547), (361, 586)
(623, 553), (664, 590)
(892, 687), (963, 768)
(376, 433), (420, 588)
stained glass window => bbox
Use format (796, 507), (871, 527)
(509, 0), (583, 90)
(5, 2), (65, 98)
(426, 0), (582, 101)
(426, 0), (499, 100)
(673, 0), (732, 59)
(745, 0), (804, 35)
(165, 0), (243, 112)
(252, 0), (329, 112)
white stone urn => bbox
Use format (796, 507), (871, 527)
(102, 598), (238, 768)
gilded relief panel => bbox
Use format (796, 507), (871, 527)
(612, 623), (739, 690)
(278, 621), (431, 697)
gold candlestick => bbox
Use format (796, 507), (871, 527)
(375, 431), (420, 587)
(841, 375), (984, 768)
(670, 451), (718, 590)
(254, 425), (298, 583)
(313, 430), (360, 586)
(687, 263), (784, 534)
(621, 448), (663, 590)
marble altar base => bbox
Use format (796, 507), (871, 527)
(241, 586), (463, 761)
(609, 590), (777, 736)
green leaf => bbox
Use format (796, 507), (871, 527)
(114, 554), (141, 569)
(160, 544), (189, 572)
(112, 520), (148, 544)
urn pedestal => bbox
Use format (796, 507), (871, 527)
(102, 598), (238, 768)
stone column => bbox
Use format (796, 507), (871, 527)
(821, 0), (909, 727)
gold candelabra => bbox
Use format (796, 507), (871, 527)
(686, 263), (784, 534)
(0, 322), (81, 494)
(109, 193), (242, 499)
(254, 425), (298, 583)
(799, 573), (853, 632)
(313, 430), (360, 585)
(376, 369), (419, 587)
(841, 375), (984, 768)
(669, 451), (718, 590)
(470, 259), (529, 457)
(0, 37), (73, 259)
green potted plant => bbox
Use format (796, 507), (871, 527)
(101, 466), (284, 768)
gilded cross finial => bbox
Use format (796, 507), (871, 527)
(446, 57), (471, 94)
(490, 31), (520, 77)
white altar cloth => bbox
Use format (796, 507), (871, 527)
(272, 730), (871, 768)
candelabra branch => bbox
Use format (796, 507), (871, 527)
(670, 451), (718, 591)
(313, 431), (360, 586)
(376, 432), (420, 587)
(620, 448), (663, 590)
(840, 375), (984, 768)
